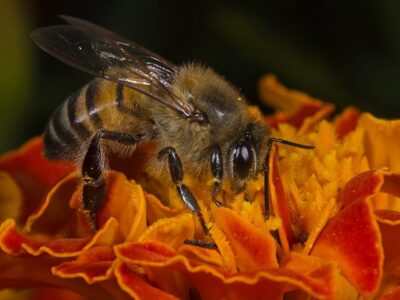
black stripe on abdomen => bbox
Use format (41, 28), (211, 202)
(43, 119), (64, 159)
(85, 81), (103, 128)
(51, 103), (77, 147)
(67, 90), (91, 139)
(44, 103), (77, 160)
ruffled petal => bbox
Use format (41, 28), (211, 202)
(116, 241), (337, 300)
(24, 172), (80, 235)
(115, 261), (179, 300)
(0, 218), (120, 257)
(0, 137), (73, 223)
(0, 251), (126, 299)
(52, 246), (115, 283)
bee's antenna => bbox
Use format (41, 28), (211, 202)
(267, 138), (315, 150)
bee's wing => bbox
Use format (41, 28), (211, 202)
(31, 16), (194, 118)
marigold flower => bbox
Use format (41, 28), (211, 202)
(1, 75), (400, 299)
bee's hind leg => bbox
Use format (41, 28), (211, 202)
(82, 130), (141, 229)
(158, 147), (217, 250)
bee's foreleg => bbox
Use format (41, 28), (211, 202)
(210, 145), (224, 207)
(158, 147), (209, 235)
(82, 130), (141, 229)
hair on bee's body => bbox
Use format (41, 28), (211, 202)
(33, 16), (314, 239)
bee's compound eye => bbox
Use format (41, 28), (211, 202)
(231, 142), (255, 180)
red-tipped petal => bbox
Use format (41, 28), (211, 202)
(312, 199), (383, 295)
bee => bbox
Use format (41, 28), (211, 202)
(32, 16), (313, 242)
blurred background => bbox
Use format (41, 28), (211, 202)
(1, 0), (400, 152)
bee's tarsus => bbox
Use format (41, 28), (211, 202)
(184, 239), (218, 250)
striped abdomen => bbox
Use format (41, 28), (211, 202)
(44, 79), (147, 161)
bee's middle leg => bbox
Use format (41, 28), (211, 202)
(82, 130), (141, 229)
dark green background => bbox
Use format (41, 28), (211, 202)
(1, 0), (400, 152)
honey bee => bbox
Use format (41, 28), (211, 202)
(32, 16), (313, 243)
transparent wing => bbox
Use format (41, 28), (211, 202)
(31, 16), (194, 117)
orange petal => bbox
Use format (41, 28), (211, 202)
(24, 172), (80, 235)
(145, 192), (184, 224)
(281, 252), (338, 298)
(0, 217), (121, 257)
(0, 137), (74, 222)
(175, 225), (238, 275)
(268, 144), (293, 252)
(0, 137), (73, 187)
(0, 172), (23, 222)
(0, 251), (124, 299)
(116, 241), (337, 300)
(115, 261), (179, 300)
(138, 213), (195, 250)
(116, 241), (176, 263)
(116, 241), (189, 298)
(178, 244), (224, 269)
(52, 246), (115, 283)
(209, 225), (238, 274)
(97, 171), (147, 241)
(359, 113), (400, 171)
(312, 199), (383, 295)
(259, 75), (334, 131)
(334, 107), (361, 139)
(215, 207), (278, 271)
